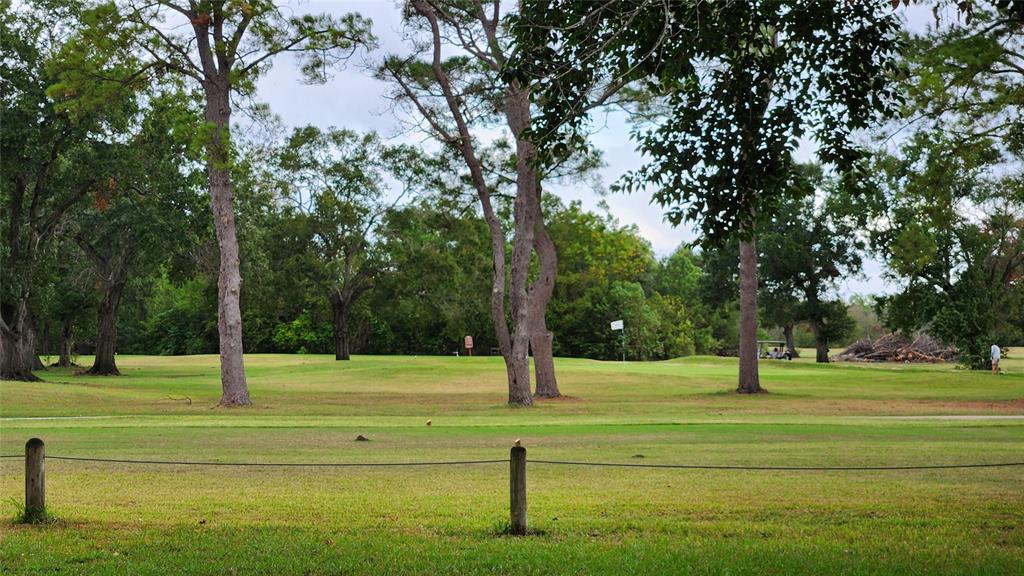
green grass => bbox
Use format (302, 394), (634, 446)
(1, 352), (1022, 574)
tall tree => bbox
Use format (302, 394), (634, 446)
(1, 0), (137, 380)
(270, 127), (428, 361)
(869, 1), (1024, 367)
(759, 168), (864, 362)
(514, 0), (902, 392)
(363, 196), (495, 356)
(70, 92), (204, 375)
(87, 0), (375, 404)
(41, 243), (93, 368)
(382, 0), (559, 404)
(868, 131), (1022, 368)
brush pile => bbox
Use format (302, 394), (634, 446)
(837, 333), (957, 363)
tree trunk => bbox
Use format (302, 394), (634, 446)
(813, 324), (830, 363)
(506, 352), (533, 405)
(504, 86), (539, 407)
(530, 322), (558, 397)
(737, 238), (764, 393)
(58, 318), (74, 368)
(1, 299), (40, 381)
(42, 320), (50, 360)
(31, 332), (44, 371)
(205, 84), (250, 406)
(530, 219), (559, 398)
(86, 278), (125, 376)
(402, 1), (534, 405)
(330, 294), (350, 361)
(783, 322), (796, 358)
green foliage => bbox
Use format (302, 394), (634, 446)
(902, 1), (1023, 158)
(757, 168), (863, 352)
(863, 2), (1024, 368)
(137, 277), (218, 356)
(513, 0), (903, 244)
(847, 294), (885, 343)
(868, 131), (1022, 368)
(361, 198), (495, 355)
(272, 310), (332, 354)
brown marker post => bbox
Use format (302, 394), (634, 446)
(510, 444), (527, 535)
(25, 438), (45, 521)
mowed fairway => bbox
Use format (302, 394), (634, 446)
(1, 354), (1023, 575)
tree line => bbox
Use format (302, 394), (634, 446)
(2, 0), (1021, 406)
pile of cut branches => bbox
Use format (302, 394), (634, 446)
(837, 333), (957, 363)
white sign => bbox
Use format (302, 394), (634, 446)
(610, 320), (624, 331)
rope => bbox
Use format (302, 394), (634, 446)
(37, 456), (507, 467)
(3, 453), (1022, 471)
(530, 459), (1024, 471)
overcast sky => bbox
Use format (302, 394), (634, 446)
(251, 2), (938, 298)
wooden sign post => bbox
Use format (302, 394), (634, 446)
(464, 335), (474, 357)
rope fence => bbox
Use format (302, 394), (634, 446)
(7, 439), (1024, 533)
(2, 453), (1022, 471)
(530, 459), (1024, 471)
(1, 455), (506, 467)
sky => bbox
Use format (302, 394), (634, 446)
(251, 1), (938, 298)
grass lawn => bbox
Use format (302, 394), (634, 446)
(1, 353), (1022, 575)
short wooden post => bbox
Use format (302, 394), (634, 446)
(25, 438), (45, 521)
(510, 445), (527, 535)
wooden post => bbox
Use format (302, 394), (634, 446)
(510, 445), (527, 535)
(25, 438), (45, 521)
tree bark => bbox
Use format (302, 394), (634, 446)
(31, 334), (44, 371)
(737, 238), (764, 393)
(1, 299), (40, 381)
(205, 83), (250, 406)
(329, 292), (351, 361)
(58, 318), (74, 368)
(783, 322), (796, 358)
(530, 217), (559, 398)
(86, 276), (125, 376)
(504, 86), (539, 407)
(813, 324), (830, 363)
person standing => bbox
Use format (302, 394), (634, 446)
(991, 343), (1001, 374)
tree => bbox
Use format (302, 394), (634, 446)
(544, 201), (661, 359)
(654, 246), (726, 356)
(868, 131), (1022, 368)
(70, 92), (204, 375)
(363, 197), (495, 356)
(84, 0), (375, 404)
(41, 246), (93, 368)
(382, 0), (560, 404)
(900, 1), (1023, 154)
(759, 167), (864, 362)
(514, 0), (902, 392)
(868, 0), (1024, 366)
(1, 0), (138, 380)
(271, 127), (428, 361)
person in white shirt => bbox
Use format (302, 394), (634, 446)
(991, 343), (1001, 374)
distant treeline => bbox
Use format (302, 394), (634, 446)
(39, 194), (883, 362)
